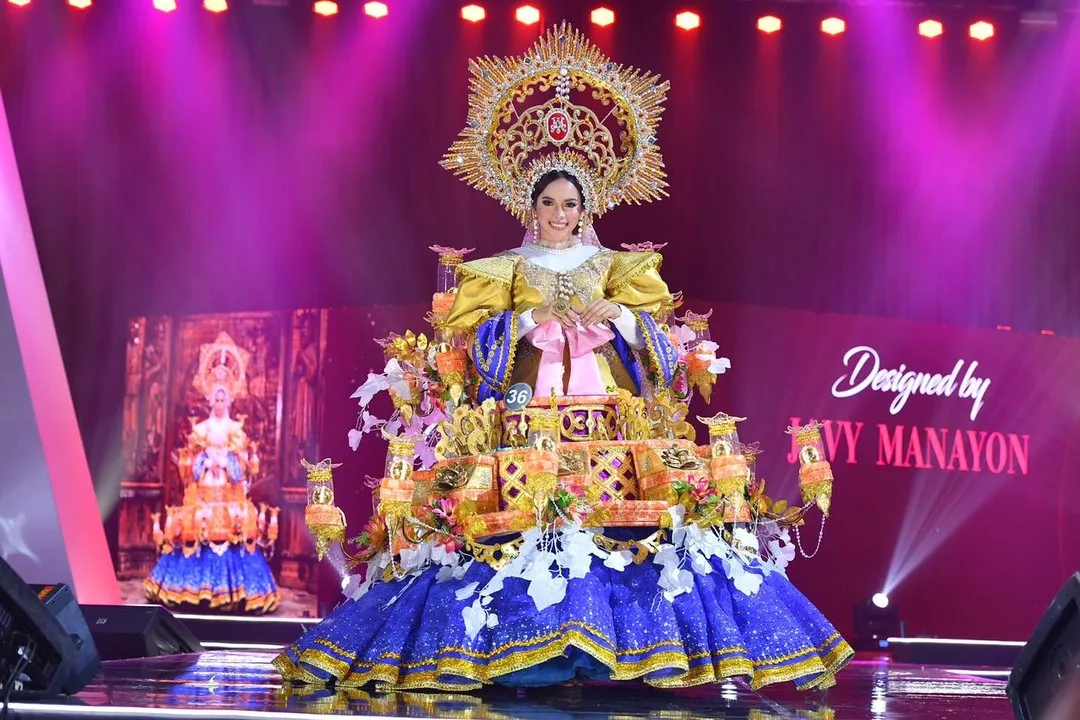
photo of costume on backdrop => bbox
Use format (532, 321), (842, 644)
(115, 311), (328, 617)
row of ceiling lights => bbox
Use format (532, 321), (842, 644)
(4, 1), (1000, 40)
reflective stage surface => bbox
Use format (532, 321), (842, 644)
(9, 650), (1013, 719)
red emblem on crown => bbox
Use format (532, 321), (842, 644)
(545, 110), (571, 143)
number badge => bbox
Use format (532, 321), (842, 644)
(504, 383), (534, 410)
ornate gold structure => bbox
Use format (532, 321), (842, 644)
(440, 23), (668, 224)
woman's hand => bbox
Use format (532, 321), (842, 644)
(532, 304), (577, 329)
(578, 298), (621, 326)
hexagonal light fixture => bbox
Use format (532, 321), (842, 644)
(461, 4), (485, 22)
(363, 1), (388, 19)
(821, 17), (846, 35)
(969, 21), (995, 41)
(515, 4), (540, 25)
(918, 19), (944, 38)
(675, 11), (701, 31)
(757, 15), (782, 34)
(591, 7), (615, 27)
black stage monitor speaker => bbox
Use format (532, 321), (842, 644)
(0, 558), (99, 699)
(1007, 573), (1080, 719)
(78, 604), (203, 661)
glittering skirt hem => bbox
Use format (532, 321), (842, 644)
(273, 556), (852, 691)
(274, 630), (853, 692)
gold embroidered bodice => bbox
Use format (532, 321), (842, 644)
(518, 250), (612, 311)
(445, 248), (671, 332)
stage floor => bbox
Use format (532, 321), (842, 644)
(9, 650), (1014, 719)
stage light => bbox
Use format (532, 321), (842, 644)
(313, 0), (337, 16)
(68, 0), (92, 8)
(918, 19), (943, 38)
(7, 0), (32, 7)
(363, 1), (388, 18)
(153, 0), (177, 11)
(515, 5), (540, 25)
(821, 17), (845, 35)
(591, 7), (615, 27)
(969, 20), (995, 40)
(675, 11), (700, 31)
(203, 0), (227, 12)
(757, 15), (782, 34)
(460, 4), (485, 22)
(854, 594), (902, 650)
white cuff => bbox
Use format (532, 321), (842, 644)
(611, 304), (645, 350)
(517, 309), (538, 341)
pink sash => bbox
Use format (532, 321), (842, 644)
(529, 321), (615, 396)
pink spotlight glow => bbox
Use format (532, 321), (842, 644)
(757, 15), (782, 34)
(153, 0), (177, 11)
(515, 5), (540, 25)
(821, 17), (845, 35)
(674, 11), (700, 31)
(461, 4), (485, 22)
(313, 0), (338, 16)
(363, 1), (388, 18)
(969, 20), (995, 41)
(68, 0), (92, 8)
(591, 7), (615, 27)
(203, 0), (228, 12)
(7, 0), (32, 7)
(918, 19), (944, 38)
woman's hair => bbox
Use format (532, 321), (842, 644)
(530, 170), (586, 207)
(530, 170), (586, 234)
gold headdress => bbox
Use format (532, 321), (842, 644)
(192, 331), (251, 403)
(440, 23), (668, 224)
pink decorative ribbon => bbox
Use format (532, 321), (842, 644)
(529, 321), (615, 396)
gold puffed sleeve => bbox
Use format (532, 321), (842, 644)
(604, 251), (671, 314)
(445, 254), (519, 333)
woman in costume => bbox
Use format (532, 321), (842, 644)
(443, 166), (678, 402)
(275, 25), (851, 691)
(146, 332), (280, 614)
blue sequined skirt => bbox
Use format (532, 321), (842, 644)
(273, 551), (851, 691)
(145, 544), (280, 614)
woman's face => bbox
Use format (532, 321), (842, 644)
(534, 178), (582, 246)
(212, 389), (229, 417)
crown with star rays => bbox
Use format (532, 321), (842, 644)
(440, 23), (669, 225)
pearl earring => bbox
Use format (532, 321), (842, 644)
(532, 214), (540, 239)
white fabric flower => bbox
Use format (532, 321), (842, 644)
(603, 550), (633, 572)
(347, 428), (363, 451)
(527, 575), (567, 612)
(732, 568), (763, 595)
(454, 582), (479, 601)
(708, 356), (732, 375)
(351, 373), (389, 405)
(659, 565), (695, 602)
(462, 599), (488, 640)
(670, 325), (696, 349)
(398, 543), (431, 572)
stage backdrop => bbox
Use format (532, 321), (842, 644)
(315, 302), (1080, 640)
